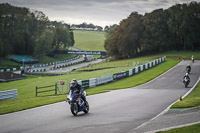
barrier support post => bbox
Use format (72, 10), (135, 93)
(55, 83), (57, 95)
(36, 86), (38, 97)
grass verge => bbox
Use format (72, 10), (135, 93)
(156, 123), (200, 133)
(73, 30), (105, 51)
(0, 57), (179, 114)
(86, 58), (179, 95)
(171, 81), (200, 108)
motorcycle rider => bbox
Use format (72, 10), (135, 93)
(69, 79), (86, 103)
(183, 73), (190, 83)
(186, 64), (191, 74)
(191, 55), (194, 62)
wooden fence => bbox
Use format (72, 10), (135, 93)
(36, 84), (57, 96)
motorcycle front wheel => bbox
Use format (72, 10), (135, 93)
(83, 101), (89, 113)
(71, 104), (78, 116)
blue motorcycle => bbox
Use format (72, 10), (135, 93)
(67, 90), (89, 116)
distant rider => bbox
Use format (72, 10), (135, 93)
(183, 73), (190, 82)
(69, 79), (86, 102)
(191, 55), (194, 62)
(186, 64), (191, 74)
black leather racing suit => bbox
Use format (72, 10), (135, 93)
(70, 84), (86, 102)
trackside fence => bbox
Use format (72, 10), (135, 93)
(0, 89), (18, 100)
(35, 56), (166, 97)
(78, 56), (166, 89)
(1, 55), (80, 73)
(36, 81), (70, 96)
(36, 84), (57, 96)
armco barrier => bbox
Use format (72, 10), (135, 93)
(96, 75), (113, 85)
(89, 78), (96, 88)
(77, 56), (166, 90)
(113, 72), (126, 80)
(140, 65), (143, 72)
(82, 80), (89, 89)
(135, 67), (139, 73)
(0, 89), (18, 100)
(1, 55), (80, 73)
(43, 57), (166, 94)
(145, 63), (148, 70)
(129, 69), (133, 76)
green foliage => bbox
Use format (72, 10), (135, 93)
(0, 39), (4, 57)
(105, 12), (144, 58)
(142, 9), (170, 53)
(157, 123), (200, 133)
(34, 29), (54, 57)
(105, 1), (200, 59)
(0, 3), (74, 57)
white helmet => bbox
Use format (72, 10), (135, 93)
(186, 73), (188, 76)
(71, 79), (77, 87)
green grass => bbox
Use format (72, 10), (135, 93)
(38, 54), (76, 64)
(73, 30), (105, 51)
(171, 81), (200, 108)
(86, 58), (179, 95)
(73, 55), (165, 76)
(160, 51), (200, 60)
(0, 56), (179, 114)
(157, 123), (200, 133)
(0, 51), (199, 114)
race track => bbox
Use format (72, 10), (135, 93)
(0, 61), (200, 133)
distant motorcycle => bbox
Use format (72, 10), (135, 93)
(67, 90), (89, 116)
(192, 57), (194, 63)
(186, 67), (190, 74)
(183, 77), (190, 87)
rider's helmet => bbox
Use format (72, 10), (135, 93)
(71, 79), (77, 87)
(187, 64), (190, 66)
(186, 73), (188, 76)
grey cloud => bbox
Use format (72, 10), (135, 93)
(0, 0), (199, 27)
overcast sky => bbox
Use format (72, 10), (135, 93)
(0, 0), (199, 27)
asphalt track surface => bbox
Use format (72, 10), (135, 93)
(49, 58), (102, 73)
(0, 61), (200, 133)
(30, 55), (95, 72)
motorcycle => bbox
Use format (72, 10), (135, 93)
(186, 67), (191, 74)
(192, 57), (194, 63)
(67, 90), (89, 116)
(183, 77), (190, 87)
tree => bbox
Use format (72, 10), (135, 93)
(52, 22), (73, 50)
(104, 26), (120, 59)
(34, 29), (54, 57)
(142, 9), (170, 53)
(0, 3), (75, 58)
(105, 12), (144, 59)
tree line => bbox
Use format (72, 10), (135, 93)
(71, 22), (103, 31)
(0, 3), (74, 58)
(104, 1), (200, 59)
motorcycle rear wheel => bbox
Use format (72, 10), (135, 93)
(185, 82), (188, 88)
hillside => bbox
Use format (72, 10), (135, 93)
(73, 30), (105, 51)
